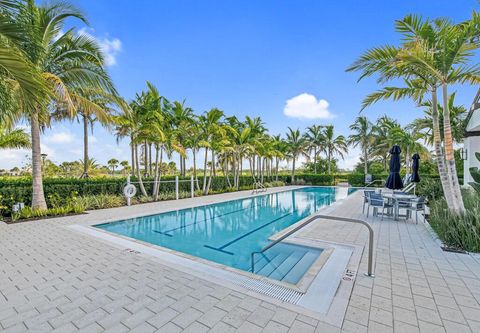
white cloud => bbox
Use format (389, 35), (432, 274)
(44, 132), (74, 144)
(283, 93), (333, 120)
(88, 135), (97, 143)
(0, 149), (29, 170)
(78, 28), (122, 67)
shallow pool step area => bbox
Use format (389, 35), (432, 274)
(251, 243), (322, 284)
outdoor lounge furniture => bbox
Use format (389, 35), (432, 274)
(405, 197), (426, 224)
(363, 190), (376, 214)
(382, 193), (418, 221)
(367, 193), (393, 220)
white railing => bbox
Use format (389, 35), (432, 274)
(252, 181), (267, 194)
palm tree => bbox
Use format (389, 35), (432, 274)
(348, 116), (374, 176)
(304, 125), (325, 174)
(410, 93), (467, 146)
(372, 115), (399, 171)
(389, 126), (426, 176)
(78, 158), (99, 177)
(169, 100), (194, 177)
(323, 125), (347, 174)
(285, 127), (308, 183)
(66, 89), (120, 178)
(199, 108), (225, 194)
(120, 160), (130, 176)
(107, 158), (119, 175)
(0, 126), (30, 149)
(347, 14), (480, 213)
(3, 1), (116, 209)
(0, 1), (48, 128)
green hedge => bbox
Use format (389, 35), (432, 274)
(0, 173), (458, 216)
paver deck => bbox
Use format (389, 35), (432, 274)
(1, 187), (480, 332)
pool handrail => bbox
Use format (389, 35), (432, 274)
(250, 214), (375, 277)
(252, 181), (267, 193)
(365, 179), (384, 187)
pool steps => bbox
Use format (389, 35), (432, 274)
(250, 243), (321, 283)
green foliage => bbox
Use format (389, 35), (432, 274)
(10, 204), (85, 222)
(469, 152), (480, 193)
(347, 174), (367, 187)
(416, 178), (444, 201)
(75, 195), (126, 210)
(303, 159), (338, 174)
(429, 190), (480, 252)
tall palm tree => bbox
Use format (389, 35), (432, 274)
(347, 14), (480, 213)
(348, 116), (374, 176)
(0, 126), (30, 149)
(199, 108), (225, 194)
(285, 127), (308, 183)
(4, 1), (116, 209)
(120, 160), (129, 176)
(107, 158), (119, 175)
(323, 125), (347, 174)
(169, 100), (194, 177)
(304, 125), (325, 174)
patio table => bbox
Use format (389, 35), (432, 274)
(382, 193), (417, 221)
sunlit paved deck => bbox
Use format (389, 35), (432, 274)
(1, 187), (480, 332)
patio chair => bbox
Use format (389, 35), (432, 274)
(367, 193), (393, 220)
(362, 190), (376, 214)
(405, 197), (426, 224)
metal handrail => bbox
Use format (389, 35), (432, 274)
(252, 181), (267, 193)
(365, 179), (384, 187)
(250, 214), (375, 277)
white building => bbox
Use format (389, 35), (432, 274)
(464, 90), (480, 186)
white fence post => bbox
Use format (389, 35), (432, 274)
(191, 175), (194, 198)
(175, 176), (179, 200)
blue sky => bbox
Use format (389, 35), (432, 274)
(3, 0), (480, 170)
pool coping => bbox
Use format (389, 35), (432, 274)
(66, 186), (366, 327)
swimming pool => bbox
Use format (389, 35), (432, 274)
(95, 187), (356, 284)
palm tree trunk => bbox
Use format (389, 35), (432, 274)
(202, 148), (208, 193)
(131, 135), (135, 176)
(432, 88), (455, 211)
(275, 157), (279, 181)
(364, 148), (368, 175)
(225, 152), (232, 188)
(30, 111), (47, 210)
(249, 158), (257, 184)
(314, 147), (317, 174)
(193, 149), (200, 191)
(135, 144), (147, 196)
(205, 151), (214, 194)
(153, 145), (160, 198)
(81, 114), (89, 178)
(143, 141), (148, 177)
(292, 156), (296, 183)
(442, 84), (465, 213)
(149, 143), (153, 176)
(327, 151), (331, 174)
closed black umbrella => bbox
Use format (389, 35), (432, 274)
(411, 153), (421, 183)
(385, 145), (404, 190)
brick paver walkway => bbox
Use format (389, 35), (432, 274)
(1, 188), (480, 332)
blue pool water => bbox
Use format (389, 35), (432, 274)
(95, 187), (356, 283)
